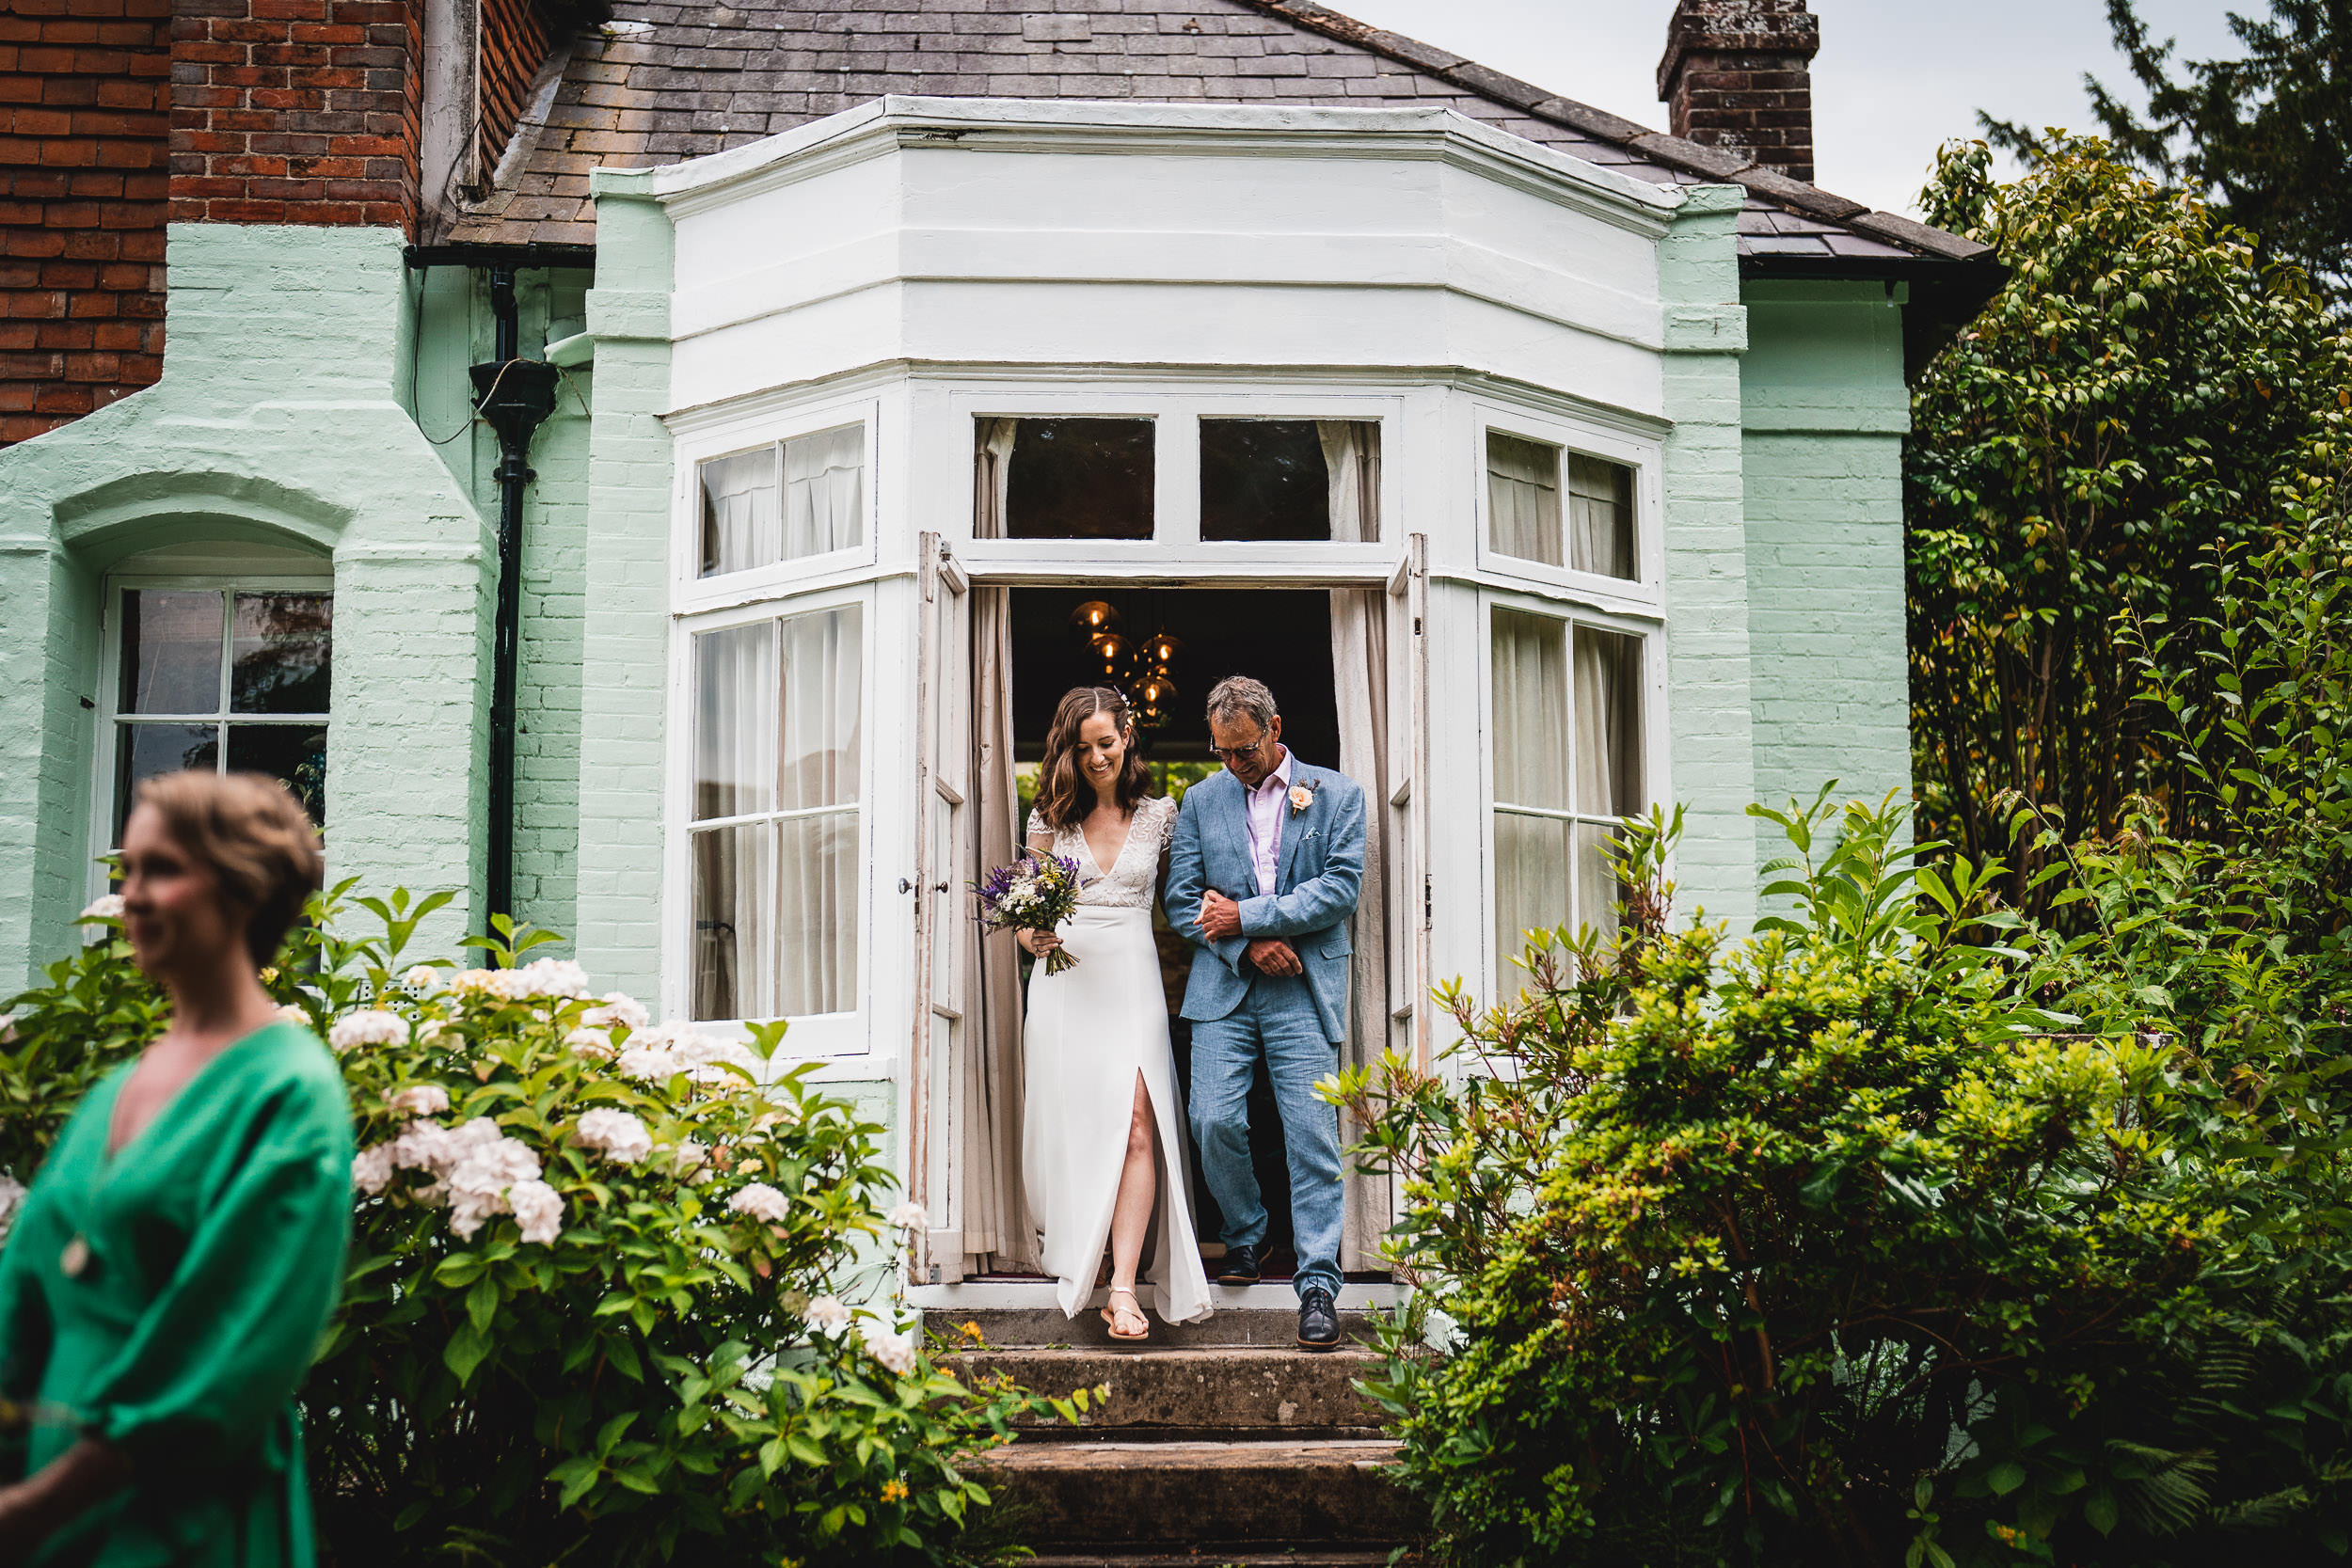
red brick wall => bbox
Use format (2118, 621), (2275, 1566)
(475, 0), (548, 182)
(1657, 0), (1820, 183)
(0, 0), (171, 446)
(168, 0), (421, 231)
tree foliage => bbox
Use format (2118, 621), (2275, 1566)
(1984, 0), (2352, 308)
(1905, 135), (2352, 897)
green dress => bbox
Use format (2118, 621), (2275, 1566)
(0, 1022), (353, 1568)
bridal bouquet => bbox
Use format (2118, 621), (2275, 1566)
(976, 850), (1085, 974)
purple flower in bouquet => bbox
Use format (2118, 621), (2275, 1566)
(975, 850), (1086, 974)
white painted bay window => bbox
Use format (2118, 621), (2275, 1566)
(1489, 605), (1645, 968)
(1481, 422), (1648, 592)
(697, 421), (866, 578)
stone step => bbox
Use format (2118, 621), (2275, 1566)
(942, 1304), (1380, 1350)
(952, 1346), (1385, 1436)
(976, 1437), (1416, 1547)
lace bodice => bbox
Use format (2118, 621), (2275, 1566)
(1026, 795), (1178, 910)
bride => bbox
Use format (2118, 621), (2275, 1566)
(1020, 686), (1214, 1338)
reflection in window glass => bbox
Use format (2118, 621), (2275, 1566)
(1201, 420), (1327, 541)
(1489, 609), (1645, 976)
(690, 603), (863, 1020)
(1005, 419), (1153, 539)
(110, 586), (330, 843)
(698, 424), (865, 578)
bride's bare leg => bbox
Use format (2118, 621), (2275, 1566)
(1107, 1071), (1157, 1335)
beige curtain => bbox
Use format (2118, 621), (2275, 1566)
(961, 418), (1034, 1272)
(1566, 453), (1635, 580)
(774, 604), (862, 1016)
(1485, 432), (1563, 566)
(698, 447), (780, 577)
(1490, 609), (1572, 976)
(690, 620), (778, 1020)
(1571, 625), (1644, 933)
(783, 423), (865, 560)
(1321, 420), (1391, 1274)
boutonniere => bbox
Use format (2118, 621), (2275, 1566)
(1287, 782), (1316, 817)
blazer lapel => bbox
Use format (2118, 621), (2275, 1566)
(1210, 770), (1252, 891)
(1275, 763), (1312, 890)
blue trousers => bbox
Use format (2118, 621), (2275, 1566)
(1187, 973), (1344, 1298)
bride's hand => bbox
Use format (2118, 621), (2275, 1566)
(1019, 930), (1063, 958)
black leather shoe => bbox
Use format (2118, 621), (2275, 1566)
(1297, 1285), (1342, 1350)
(1216, 1243), (1262, 1285)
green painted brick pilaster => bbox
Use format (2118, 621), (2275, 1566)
(1740, 280), (1913, 834)
(0, 224), (495, 990)
(571, 175), (676, 1003)
(1658, 183), (1759, 929)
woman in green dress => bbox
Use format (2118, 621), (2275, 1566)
(0, 770), (351, 1567)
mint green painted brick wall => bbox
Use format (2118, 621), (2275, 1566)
(1739, 280), (1913, 837)
(0, 224), (496, 990)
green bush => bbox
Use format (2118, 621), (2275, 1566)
(1332, 794), (2352, 1566)
(3, 892), (1073, 1567)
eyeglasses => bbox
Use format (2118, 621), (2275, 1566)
(1207, 736), (1271, 763)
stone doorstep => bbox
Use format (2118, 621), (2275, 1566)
(943, 1305), (1382, 1350)
(976, 1438), (1416, 1546)
(950, 1346), (1386, 1436)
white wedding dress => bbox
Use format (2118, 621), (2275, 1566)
(1022, 794), (1214, 1325)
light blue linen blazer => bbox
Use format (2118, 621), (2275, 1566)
(1164, 759), (1366, 1044)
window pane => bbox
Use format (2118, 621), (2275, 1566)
(1486, 432), (1562, 567)
(1490, 608), (1568, 811)
(230, 593), (332, 714)
(694, 621), (778, 821)
(691, 821), (772, 1022)
(699, 447), (780, 578)
(1575, 821), (1624, 938)
(226, 722), (329, 825)
(1567, 453), (1637, 580)
(1006, 419), (1153, 539)
(1200, 420), (1328, 541)
(779, 605), (862, 811)
(119, 590), (223, 714)
(1494, 809), (1572, 970)
(1572, 626), (1645, 818)
(114, 722), (218, 843)
(783, 424), (864, 559)
(776, 809), (858, 1016)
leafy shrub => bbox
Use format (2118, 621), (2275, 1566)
(3, 890), (1070, 1567)
(1333, 796), (2352, 1567)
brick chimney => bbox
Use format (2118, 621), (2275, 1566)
(1656, 0), (1820, 183)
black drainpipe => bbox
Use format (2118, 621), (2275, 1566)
(469, 265), (562, 941)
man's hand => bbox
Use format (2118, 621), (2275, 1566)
(1244, 938), (1302, 977)
(1197, 890), (1244, 942)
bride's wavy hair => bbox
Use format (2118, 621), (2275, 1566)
(1034, 686), (1153, 831)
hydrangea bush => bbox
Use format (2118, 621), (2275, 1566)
(3, 887), (1075, 1566)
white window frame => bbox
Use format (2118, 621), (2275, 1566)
(671, 394), (882, 614)
(87, 569), (335, 902)
(661, 577), (877, 1062)
(1476, 585), (1670, 1000)
(1471, 399), (1662, 613)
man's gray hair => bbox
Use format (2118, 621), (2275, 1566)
(1204, 675), (1279, 732)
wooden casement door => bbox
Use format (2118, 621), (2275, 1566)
(1391, 533), (1433, 1072)
(906, 531), (971, 1284)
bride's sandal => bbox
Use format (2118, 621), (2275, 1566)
(1101, 1286), (1150, 1342)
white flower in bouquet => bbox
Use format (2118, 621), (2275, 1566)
(727, 1181), (791, 1224)
(804, 1294), (850, 1335)
(575, 1107), (654, 1164)
(859, 1318), (919, 1376)
(886, 1201), (927, 1230)
(389, 1084), (450, 1117)
(506, 1179), (564, 1244)
(329, 1009), (407, 1052)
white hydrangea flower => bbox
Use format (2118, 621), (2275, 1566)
(274, 1003), (310, 1025)
(506, 1179), (564, 1245)
(417, 1020), (449, 1044)
(351, 1143), (397, 1196)
(80, 894), (124, 921)
(328, 1009), (407, 1052)
(581, 992), (648, 1032)
(727, 1181), (791, 1224)
(386, 1117), (545, 1241)
(804, 1294), (850, 1335)
(389, 1084), (450, 1117)
(859, 1319), (919, 1376)
(0, 1013), (20, 1046)
(614, 1044), (683, 1083)
(403, 966), (440, 991)
(574, 1107), (653, 1164)
(885, 1201), (928, 1230)
(564, 1026), (614, 1060)
(671, 1138), (709, 1177)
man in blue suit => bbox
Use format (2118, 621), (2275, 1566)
(1166, 674), (1365, 1350)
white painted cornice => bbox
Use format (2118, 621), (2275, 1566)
(596, 96), (1682, 236)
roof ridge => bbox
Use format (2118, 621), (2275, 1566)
(1231, 0), (1990, 262)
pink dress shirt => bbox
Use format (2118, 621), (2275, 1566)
(1241, 749), (1294, 897)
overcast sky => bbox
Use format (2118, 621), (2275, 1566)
(1329, 1), (2250, 217)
